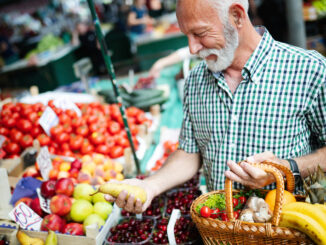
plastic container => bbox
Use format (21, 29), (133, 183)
(104, 216), (156, 245)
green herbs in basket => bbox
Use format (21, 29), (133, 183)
(195, 193), (226, 214)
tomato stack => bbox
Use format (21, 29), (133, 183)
(0, 101), (150, 159)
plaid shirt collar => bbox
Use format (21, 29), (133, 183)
(212, 26), (274, 84)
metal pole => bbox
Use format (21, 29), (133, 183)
(86, 0), (141, 174)
(285, 0), (307, 48)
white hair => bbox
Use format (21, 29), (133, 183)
(210, 0), (249, 24)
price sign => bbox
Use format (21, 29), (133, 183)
(53, 98), (81, 117)
(36, 188), (51, 214)
(39, 106), (59, 136)
(8, 202), (43, 230)
(0, 135), (5, 148)
(37, 147), (53, 180)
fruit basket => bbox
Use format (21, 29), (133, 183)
(190, 161), (313, 245)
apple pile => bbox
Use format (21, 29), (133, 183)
(0, 101), (151, 159)
(152, 217), (199, 244)
(23, 153), (124, 185)
(107, 217), (154, 243)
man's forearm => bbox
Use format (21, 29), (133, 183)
(143, 149), (201, 196)
(294, 146), (326, 177)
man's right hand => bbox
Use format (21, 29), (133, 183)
(104, 178), (158, 214)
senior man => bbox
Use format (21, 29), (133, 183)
(106, 0), (326, 213)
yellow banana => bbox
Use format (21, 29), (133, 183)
(314, 203), (326, 215)
(282, 202), (326, 229)
(17, 230), (44, 245)
(97, 183), (147, 203)
(280, 211), (326, 245)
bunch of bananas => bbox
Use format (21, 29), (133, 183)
(280, 202), (326, 245)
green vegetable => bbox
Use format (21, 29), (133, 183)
(196, 194), (226, 214)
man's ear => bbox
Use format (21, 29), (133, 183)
(229, 3), (246, 28)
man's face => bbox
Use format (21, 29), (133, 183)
(177, 0), (239, 72)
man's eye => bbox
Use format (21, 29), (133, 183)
(195, 32), (205, 37)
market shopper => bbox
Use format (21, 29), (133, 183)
(106, 0), (326, 213)
(127, 0), (154, 36)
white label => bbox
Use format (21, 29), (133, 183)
(53, 98), (81, 117)
(36, 188), (51, 214)
(0, 135), (5, 148)
(37, 147), (53, 180)
(8, 202), (42, 231)
(167, 209), (181, 245)
(39, 107), (59, 136)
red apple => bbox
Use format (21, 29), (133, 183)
(41, 180), (56, 198)
(41, 214), (66, 232)
(50, 195), (72, 216)
(69, 168), (79, 179)
(63, 223), (84, 235)
(14, 197), (33, 207)
(71, 159), (82, 170)
(30, 198), (45, 217)
(55, 178), (74, 197)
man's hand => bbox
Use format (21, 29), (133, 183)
(104, 178), (158, 214)
(224, 151), (290, 189)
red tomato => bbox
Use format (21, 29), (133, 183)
(11, 112), (20, 120)
(17, 119), (32, 133)
(1, 108), (12, 118)
(30, 127), (42, 138)
(126, 107), (139, 118)
(62, 123), (73, 134)
(81, 142), (94, 155)
(116, 136), (129, 148)
(220, 212), (229, 221)
(71, 117), (83, 128)
(10, 129), (23, 143)
(130, 124), (139, 136)
(27, 112), (38, 124)
(50, 125), (64, 137)
(48, 146), (56, 154)
(76, 126), (89, 137)
(210, 208), (220, 219)
(37, 134), (51, 146)
(21, 105), (33, 118)
(69, 135), (83, 151)
(4, 142), (21, 154)
(107, 121), (121, 135)
(105, 137), (115, 148)
(200, 206), (212, 218)
(2, 102), (15, 112)
(233, 198), (239, 207)
(109, 145), (124, 158)
(2, 117), (16, 128)
(61, 143), (70, 151)
(238, 196), (247, 205)
(96, 144), (110, 155)
(56, 133), (70, 144)
(87, 115), (98, 125)
(62, 150), (74, 157)
(65, 109), (77, 118)
(89, 123), (105, 133)
(110, 104), (121, 121)
(233, 210), (240, 219)
(0, 127), (9, 136)
(90, 132), (105, 145)
(20, 135), (33, 148)
(59, 114), (71, 125)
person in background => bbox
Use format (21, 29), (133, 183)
(0, 35), (19, 66)
(105, 0), (326, 214)
(127, 0), (154, 36)
(72, 21), (106, 75)
(146, 0), (163, 18)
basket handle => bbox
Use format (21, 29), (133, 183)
(225, 162), (292, 226)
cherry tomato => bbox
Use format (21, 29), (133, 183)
(96, 144), (110, 155)
(20, 135), (33, 148)
(0, 127), (9, 136)
(200, 206), (212, 218)
(116, 136), (130, 148)
(238, 196), (247, 205)
(37, 134), (51, 146)
(76, 125), (89, 137)
(62, 123), (73, 134)
(59, 114), (71, 125)
(30, 126), (42, 138)
(65, 109), (77, 118)
(87, 115), (98, 125)
(56, 133), (70, 143)
(71, 117), (83, 128)
(27, 112), (38, 124)
(220, 212), (229, 221)
(81, 141), (94, 155)
(90, 132), (105, 145)
(233, 210), (240, 219)
(233, 198), (239, 207)
(2, 117), (16, 128)
(210, 208), (220, 219)
(10, 129), (23, 143)
(110, 104), (121, 121)
(4, 142), (21, 154)
(105, 137), (115, 148)
(109, 145), (124, 158)
(61, 142), (70, 151)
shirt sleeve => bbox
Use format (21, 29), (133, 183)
(306, 67), (326, 145)
(178, 75), (200, 153)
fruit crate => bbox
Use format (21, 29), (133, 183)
(104, 216), (156, 244)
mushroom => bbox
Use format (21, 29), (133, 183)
(239, 209), (255, 222)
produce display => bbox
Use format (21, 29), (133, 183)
(151, 140), (178, 172)
(17, 229), (57, 245)
(25, 34), (64, 59)
(0, 101), (150, 159)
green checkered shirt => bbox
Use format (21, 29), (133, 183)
(179, 28), (326, 191)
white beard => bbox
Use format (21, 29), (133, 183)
(198, 21), (239, 73)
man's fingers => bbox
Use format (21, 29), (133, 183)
(135, 199), (143, 214)
(115, 190), (128, 208)
(225, 170), (244, 184)
(240, 161), (267, 179)
(246, 151), (274, 163)
(124, 194), (136, 212)
(227, 160), (251, 180)
(104, 194), (116, 203)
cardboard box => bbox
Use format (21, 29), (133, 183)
(0, 158), (23, 177)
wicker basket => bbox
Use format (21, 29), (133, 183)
(190, 161), (314, 245)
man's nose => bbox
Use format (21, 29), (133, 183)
(188, 36), (202, 55)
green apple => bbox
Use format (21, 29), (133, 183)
(70, 200), (93, 222)
(92, 192), (109, 204)
(73, 184), (95, 201)
(83, 214), (105, 232)
(93, 202), (113, 220)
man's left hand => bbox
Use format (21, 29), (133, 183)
(224, 151), (290, 189)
